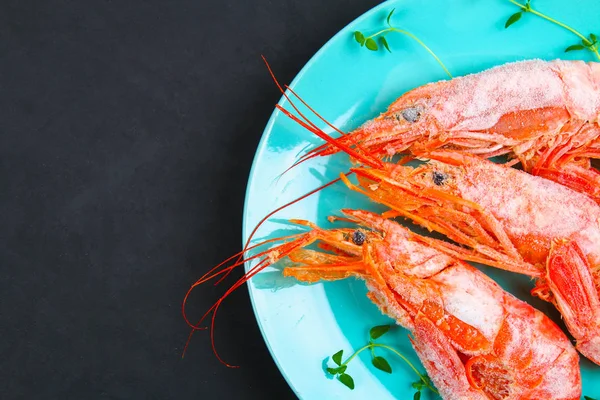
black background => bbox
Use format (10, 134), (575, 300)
(1, 1), (383, 399)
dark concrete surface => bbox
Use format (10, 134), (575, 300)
(0, 1), (382, 399)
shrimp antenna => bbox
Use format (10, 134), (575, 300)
(182, 173), (352, 363)
(220, 57), (380, 285)
(181, 214), (333, 366)
(233, 57), (381, 269)
(261, 55), (382, 170)
(182, 58), (382, 363)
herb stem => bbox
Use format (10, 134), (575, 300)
(366, 28), (453, 78)
(506, 0), (600, 60)
(367, 28), (393, 38)
(341, 343), (438, 394)
(341, 343), (370, 365)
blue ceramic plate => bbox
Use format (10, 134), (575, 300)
(242, 0), (600, 398)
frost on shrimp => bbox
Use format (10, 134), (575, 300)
(344, 150), (600, 366)
(287, 210), (581, 399)
(302, 59), (600, 202)
(186, 208), (581, 399)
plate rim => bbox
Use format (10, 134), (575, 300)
(239, 0), (600, 397)
(241, 1), (394, 397)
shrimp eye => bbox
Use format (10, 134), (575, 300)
(352, 230), (366, 245)
(432, 171), (446, 186)
(400, 107), (421, 123)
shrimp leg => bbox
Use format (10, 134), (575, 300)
(546, 239), (600, 364)
(410, 313), (488, 400)
(536, 163), (600, 201)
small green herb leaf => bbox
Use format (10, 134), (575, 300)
(326, 365), (347, 375)
(584, 396), (597, 400)
(413, 391), (421, 400)
(365, 38), (378, 51)
(370, 324), (391, 340)
(354, 31), (365, 46)
(348, 5), (452, 76)
(325, 326), (441, 393)
(338, 373), (355, 390)
(565, 44), (586, 52)
(372, 356), (392, 373)
(386, 8), (395, 26)
(411, 374), (433, 392)
(380, 36), (391, 53)
(583, 35), (598, 48)
(505, 12), (522, 29)
(332, 350), (343, 366)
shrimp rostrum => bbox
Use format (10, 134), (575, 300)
(340, 150), (600, 366)
(188, 210), (581, 399)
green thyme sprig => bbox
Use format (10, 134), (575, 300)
(565, 33), (598, 55)
(504, 0), (600, 60)
(353, 9), (453, 79)
(324, 324), (438, 398)
(411, 375), (436, 400)
(584, 396), (598, 400)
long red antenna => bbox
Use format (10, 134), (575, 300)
(283, 84), (371, 161)
(261, 56), (383, 169)
(220, 57), (363, 285)
(228, 57), (377, 276)
(181, 174), (351, 361)
(261, 55), (322, 133)
(182, 57), (381, 364)
(214, 56), (375, 320)
(182, 256), (271, 364)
